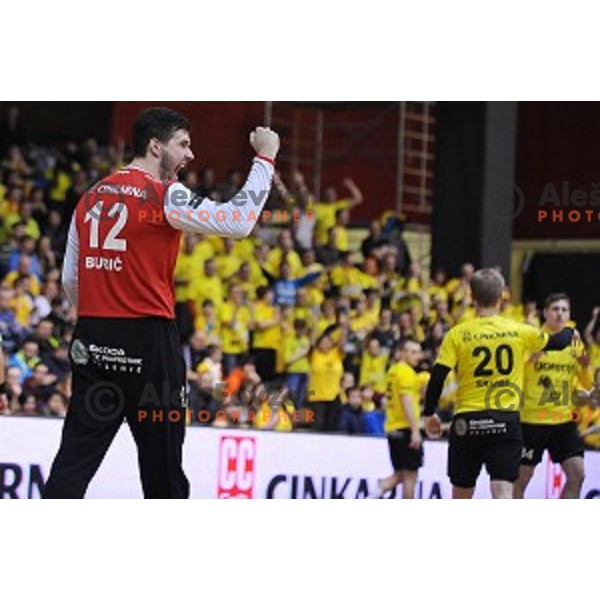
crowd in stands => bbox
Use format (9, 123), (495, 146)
(1, 105), (599, 448)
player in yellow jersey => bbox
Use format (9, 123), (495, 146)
(371, 339), (423, 499)
(583, 306), (600, 381)
(424, 269), (576, 499)
(514, 294), (592, 499)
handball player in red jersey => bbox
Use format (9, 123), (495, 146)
(44, 107), (279, 498)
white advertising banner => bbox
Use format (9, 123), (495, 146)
(1, 416), (599, 499)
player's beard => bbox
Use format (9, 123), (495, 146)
(159, 150), (179, 182)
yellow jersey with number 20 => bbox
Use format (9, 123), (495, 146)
(436, 316), (549, 414)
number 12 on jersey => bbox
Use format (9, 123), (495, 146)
(84, 201), (129, 251)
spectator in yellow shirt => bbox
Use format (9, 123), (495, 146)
(219, 285), (254, 376)
(230, 261), (258, 302)
(314, 298), (337, 342)
(330, 252), (364, 299)
(350, 295), (377, 341)
(428, 299), (453, 332)
(191, 232), (215, 266)
(3, 201), (41, 241)
(8, 276), (34, 327)
(4, 255), (41, 297)
(332, 209), (350, 251)
(216, 238), (242, 282)
(312, 177), (363, 246)
(251, 286), (281, 382)
(254, 383), (294, 432)
(359, 337), (388, 397)
(309, 326), (346, 431)
(283, 319), (311, 409)
(194, 299), (220, 346)
(265, 228), (303, 278)
(189, 257), (224, 314)
(174, 233), (197, 343)
(427, 268), (450, 304)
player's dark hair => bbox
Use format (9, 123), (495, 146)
(544, 292), (570, 308)
(132, 107), (191, 158)
(470, 268), (505, 307)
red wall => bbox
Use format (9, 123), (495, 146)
(320, 105), (400, 223)
(111, 101), (265, 181)
(514, 101), (600, 239)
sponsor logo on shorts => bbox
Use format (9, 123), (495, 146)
(88, 344), (143, 374)
(454, 418), (468, 437)
(70, 339), (90, 366)
(217, 436), (256, 499)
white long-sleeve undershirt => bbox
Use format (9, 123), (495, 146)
(61, 213), (79, 310)
(164, 157), (275, 238)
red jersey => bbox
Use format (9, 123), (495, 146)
(74, 166), (181, 319)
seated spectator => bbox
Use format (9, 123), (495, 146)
(224, 358), (262, 405)
(3, 201), (41, 241)
(43, 341), (71, 383)
(371, 308), (398, 355)
(358, 406), (385, 436)
(196, 345), (223, 388)
(7, 235), (42, 278)
(188, 371), (220, 425)
(9, 338), (41, 383)
(31, 280), (60, 326)
(45, 210), (67, 257)
(337, 387), (363, 434)
(360, 385), (377, 411)
(16, 393), (40, 416)
(32, 318), (60, 361)
(254, 384), (294, 432)
(0, 287), (24, 353)
(5, 255), (41, 296)
(44, 391), (68, 418)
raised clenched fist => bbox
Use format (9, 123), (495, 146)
(250, 126), (280, 161)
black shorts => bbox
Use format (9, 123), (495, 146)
(387, 429), (424, 472)
(521, 421), (584, 466)
(44, 316), (189, 499)
(448, 410), (522, 488)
